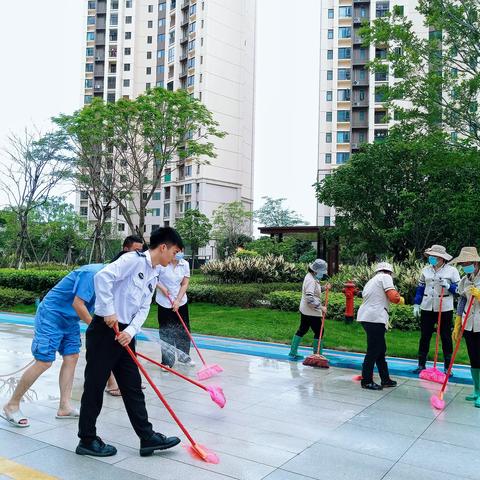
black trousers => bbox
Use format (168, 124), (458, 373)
(464, 330), (480, 368)
(78, 316), (154, 442)
(295, 313), (321, 339)
(417, 310), (453, 368)
(361, 322), (390, 384)
(158, 303), (191, 366)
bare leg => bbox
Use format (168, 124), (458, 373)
(106, 372), (119, 391)
(3, 360), (52, 424)
(57, 354), (79, 416)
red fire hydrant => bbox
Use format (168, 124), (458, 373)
(342, 281), (358, 324)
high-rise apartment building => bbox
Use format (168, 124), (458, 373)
(80, 0), (256, 250)
(316, 0), (427, 226)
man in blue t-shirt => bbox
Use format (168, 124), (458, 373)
(1, 264), (104, 428)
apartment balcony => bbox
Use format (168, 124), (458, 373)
(352, 56), (369, 66)
(94, 66), (105, 76)
(353, 15), (370, 24)
(181, 1), (189, 9)
(180, 17), (189, 27)
(180, 36), (188, 44)
(97, 4), (107, 14)
(96, 33), (106, 45)
(179, 53), (188, 61)
(96, 18), (106, 30)
(351, 119), (369, 128)
(352, 99), (369, 107)
(179, 70), (188, 79)
(353, 34), (364, 45)
(95, 53), (105, 62)
(353, 0), (370, 3)
(352, 78), (369, 86)
(94, 82), (104, 90)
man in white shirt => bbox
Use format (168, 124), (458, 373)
(76, 227), (184, 458)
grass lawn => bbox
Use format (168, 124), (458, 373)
(5, 302), (469, 364)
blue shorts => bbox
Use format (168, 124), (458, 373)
(31, 305), (81, 362)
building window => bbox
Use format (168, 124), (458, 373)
(153, 191), (161, 200)
(124, 47), (131, 55)
(80, 190), (89, 200)
(152, 208), (161, 216)
(80, 207), (88, 216)
(327, 29), (333, 39)
(184, 183), (192, 194)
(107, 77), (116, 89)
(125, 31), (132, 39)
(327, 70), (333, 80)
(338, 89), (351, 101)
(87, 15), (96, 25)
(326, 111), (332, 122)
(127, 0), (133, 7)
(86, 47), (94, 57)
(324, 216), (331, 227)
(375, 48), (387, 59)
(123, 79), (130, 87)
(86, 32), (95, 41)
(159, 18), (166, 27)
(85, 63), (94, 72)
(338, 68), (351, 80)
(375, 129), (388, 142)
(328, 9), (334, 19)
(375, 87), (387, 102)
(376, 1), (390, 18)
(110, 14), (118, 26)
(359, 110), (366, 120)
(158, 49), (165, 58)
(109, 63), (117, 73)
(157, 64), (165, 74)
(125, 15), (132, 24)
(339, 6), (352, 17)
(359, 89), (366, 100)
(325, 153), (332, 164)
(190, 3), (196, 15)
(394, 5), (404, 15)
(111, 0), (119, 9)
(188, 39), (196, 51)
(185, 165), (192, 176)
(187, 75), (195, 86)
(326, 90), (333, 101)
(189, 21), (196, 33)
(147, 35), (153, 44)
(124, 63), (131, 71)
(107, 93), (116, 103)
(327, 49), (333, 60)
(146, 67), (152, 75)
(88, 1), (96, 8)
(169, 31), (175, 44)
(84, 95), (93, 104)
(148, 20), (153, 28)
(337, 110), (350, 122)
(164, 204), (170, 217)
(375, 71), (388, 82)
(337, 131), (350, 143)
(109, 30), (118, 41)
(158, 33), (166, 43)
(151, 224), (159, 232)
(375, 110), (388, 123)
(157, 80), (165, 88)
(147, 51), (152, 59)
(336, 152), (350, 164)
(168, 47), (175, 62)
(187, 57), (195, 69)
(339, 27), (351, 39)
(338, 47), (351, 59)
(159, 2), (166, 11)
(326, 133), (332, 143)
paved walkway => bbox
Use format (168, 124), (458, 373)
(0, 322), (479, 480)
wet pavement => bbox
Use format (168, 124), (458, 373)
(0, 322), (478, 480)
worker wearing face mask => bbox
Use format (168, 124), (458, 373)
(288, 259), (329, 360)
(412, 245), (461, 375)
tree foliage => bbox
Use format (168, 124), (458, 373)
(315, 127), (480, 260)
(254, 196), (306, 227)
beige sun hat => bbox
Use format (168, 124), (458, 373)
(424, 244), (452, 261)
(375, 262), (394, 273)
(450, 247), (480, 264)
(309, 259), (328, 274)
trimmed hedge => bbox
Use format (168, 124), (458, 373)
(0, 269), (68, 295)
(0, 287), (37, 307)
(266, 290), (419, 331)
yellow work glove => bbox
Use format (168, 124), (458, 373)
(452, 315), (462, 344)
(469, 286), (480, 301)
(399, 296), (405, 305)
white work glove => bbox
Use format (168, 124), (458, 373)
(438, 278), (450, 290)
(413, 304), (421, 318)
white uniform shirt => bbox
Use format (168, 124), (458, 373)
(299, 273), (323, 317)
(357, 273), (395, 325)
(94, 250), (159, 338)
(155, 259), (190, 308)
(457, 272), (480, 332)
(418, 264), (460, 312)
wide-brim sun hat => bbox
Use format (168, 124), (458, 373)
(375, 262), (394, 273)
(450, 246), (480, 264)
(424, 244), (452, 261)
(309, 259), (327, 274)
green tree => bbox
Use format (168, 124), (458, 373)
(315, 127), (480, 260)
(254, 196), (306, 227)
(212, 201), (253, 258)
(361, 0), (480, 146)
(175, 209), (212, 268)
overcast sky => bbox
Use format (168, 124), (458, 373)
(0, 0), (321, 225)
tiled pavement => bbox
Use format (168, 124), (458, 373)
(0, 323), (478, 480)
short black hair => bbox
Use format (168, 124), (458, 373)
(123, 235), (143, 249)
(150, 227), (184, 250)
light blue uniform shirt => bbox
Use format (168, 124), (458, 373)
(41, 264), (105, 322)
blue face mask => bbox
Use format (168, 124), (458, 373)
(175, 252), (184, 260)
(428, 256), (438, 266)
(463, 264), (475, 274)
(315, 271), (326, 280)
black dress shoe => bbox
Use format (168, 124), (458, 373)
(361, 381), (383, 391)
(140, 432), (181, 457)
(412, 366), (425, 374)
(76, 437), (117, 457)
(381, 379), (397, 388)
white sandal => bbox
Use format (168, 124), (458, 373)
(1, 408), (30, 428)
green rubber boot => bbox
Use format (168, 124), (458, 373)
(466, 368), (480, 401)
(288, 335), (304, 360)
(313, 339), (322, 355)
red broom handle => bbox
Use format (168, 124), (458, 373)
(433, 287), (444, 369)
(135, 351), (207, 392)
(168, 295), (207, 366)
(439, 296), (475, 395)
(316, 287), (330, 355)
(113, 324), (197, 446)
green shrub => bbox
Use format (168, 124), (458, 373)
(234, 250), (259, 258)
(0, 287), (36, 307)
(266, 290), (418, 331)
(0, 269), (68, 295)
(201, 255), (306, 283)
